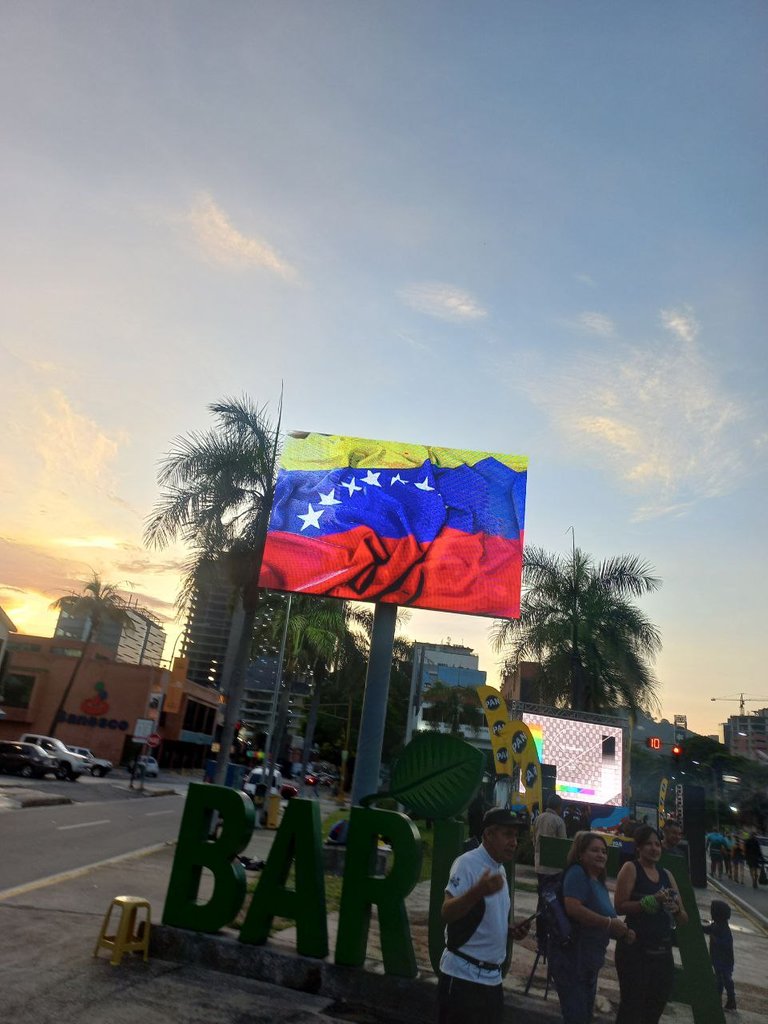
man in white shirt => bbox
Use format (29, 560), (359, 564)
(438, 808), (531, 1024)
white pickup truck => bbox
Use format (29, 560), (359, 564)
(67, 746), (113, 777)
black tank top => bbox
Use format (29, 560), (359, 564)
(624, 861), (674, 947)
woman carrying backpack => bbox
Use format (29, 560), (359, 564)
(613, 824), (688, 1024)
(548, 832), (635, 1024)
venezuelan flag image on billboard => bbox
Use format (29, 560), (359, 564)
(258, 432), (528, 618)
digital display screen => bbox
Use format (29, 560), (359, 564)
(259, 432), (528, 618)
(522, 710), (625, 806)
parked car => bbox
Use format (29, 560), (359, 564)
(128, 755), (160, 778)
(18, 733), (89, 780)
(66, 746), (113, 777)
(243, 766), (297, 800)
(0, 741), (58, 779)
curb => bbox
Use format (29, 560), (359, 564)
(151, 925), (562, 1024)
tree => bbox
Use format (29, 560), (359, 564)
(421, 681), (485, 736)
(491, 545), (662, 715)
(48, 573), (134, 736)
(144, 395), (282, 784)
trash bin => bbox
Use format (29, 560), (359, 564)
(204, 761), (245, 788)
(225, 762), (245, 789)
(266, 792), (281, 829)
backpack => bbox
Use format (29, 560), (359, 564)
(540, 867), (576, 947)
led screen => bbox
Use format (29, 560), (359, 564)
(522, 711), (625, 806)
(258, 431), (528, 617)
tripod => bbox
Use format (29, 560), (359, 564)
(524, 935), (553, 998)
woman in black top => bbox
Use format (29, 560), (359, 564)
(613, 825), (688, 1024)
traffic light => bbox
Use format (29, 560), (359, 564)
(671, 743), (683, 763)
(645, 736), (663, 750)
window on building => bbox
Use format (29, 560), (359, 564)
(0, 672), (36, 708)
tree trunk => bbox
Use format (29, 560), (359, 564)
(48, 636), (93, 737)
(299, 662), (325, 794)
(213, 602), (258, 785)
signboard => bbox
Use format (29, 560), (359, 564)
(674, 714), (687, 745)
(259, 432), (528, 618)
(133, 717), (155, 740)
(146, 733), (161, 749)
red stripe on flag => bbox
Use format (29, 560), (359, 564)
(258, 525), (523, 618)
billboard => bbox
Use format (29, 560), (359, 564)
(259, 432), (528, 618)
(522, 710), (625, 807)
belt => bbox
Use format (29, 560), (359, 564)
(447, 947), (502, 972)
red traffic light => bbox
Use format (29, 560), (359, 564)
(671, 744), (683, 759)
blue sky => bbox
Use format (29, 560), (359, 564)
(1, 2), (766, 737)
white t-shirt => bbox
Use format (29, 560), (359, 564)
(533, 809), (566, 874)
(440, 843), (509, 985)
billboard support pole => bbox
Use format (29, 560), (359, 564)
(351, 601), (398, 806)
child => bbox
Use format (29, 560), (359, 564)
(703, 900), (736, 1011)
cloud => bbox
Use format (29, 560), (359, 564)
(186, 194), (297, 279)
(36, 390), (122, 487)
(519, 307), (763, 518)
(398, 282), (487, 322)
(575, 312), (615, 337)
(660, 306), (699, 345)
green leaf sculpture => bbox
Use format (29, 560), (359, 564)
(381, 732), (484, 820)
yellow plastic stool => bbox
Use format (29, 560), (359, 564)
(93, 895), (151, 966)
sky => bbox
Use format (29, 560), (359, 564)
(1, 2), (766, 739)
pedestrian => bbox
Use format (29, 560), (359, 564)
(437, 808), (532, 1024)
(613, 824), (689, 1024)
(702, 899), (737, 1011)
(660, 818), (687, 859)
(548, 831), (635, 1024)
(706, 829), (728, 878)
(532, 793), (567, 952)
(744, 829), (764, 889)
(731, 837), (745, 884)
(722, 832), (733, 879)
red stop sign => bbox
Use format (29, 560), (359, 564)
(146, 733), (161, 749)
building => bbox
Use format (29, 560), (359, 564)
(408, 642), (487, 741)
(180, 560), (244, 690)
(0, 635), (219, 769)
(723, 711), (768, 763)
(501, 661), (542, 704)
(0, 606), (16, 693)
(54, 601), (166, 667)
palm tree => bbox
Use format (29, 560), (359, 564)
(491, 545), (662, 715)
(263, 594), (370, 790)
(144, 395), (282, 784)
(48, 573), (134, 736)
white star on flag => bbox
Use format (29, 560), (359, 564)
(298, 504), (325, 531)
(318, 489), (342, 505)
(361, 470), (381, 487)
(390, 473), (408, 485)
(415, 477), (435, 491)
(341, 478), (363, 496)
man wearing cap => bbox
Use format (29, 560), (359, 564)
(438, 807), (531, 1024)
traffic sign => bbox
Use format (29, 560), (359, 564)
(146, 733), (161, 749)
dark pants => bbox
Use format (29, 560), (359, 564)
(436, 972), (504, 1024)
(549, 943), (604, 1024)
(615, 941), (675, 1024)
(714, 965), (736, 1006)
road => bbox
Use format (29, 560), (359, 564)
(0, 772), (187, 892)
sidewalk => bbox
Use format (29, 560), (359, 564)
(1, 818), (767, 1024)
